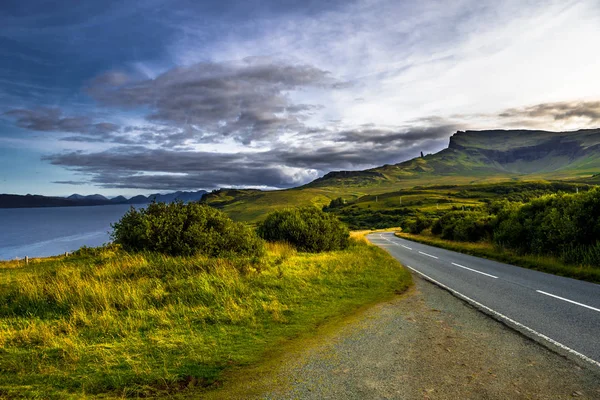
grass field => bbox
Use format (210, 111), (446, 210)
(396, 232), (600, 283)
(324, 181), (591, 230)
(0, 234), (411, 399)
(202, 177), (595, 225)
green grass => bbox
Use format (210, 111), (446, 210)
(0, 235), (411, 399)
(326, 181), (591, 230)
(203, 187), (339, 223)
(395, 232), (600, 283)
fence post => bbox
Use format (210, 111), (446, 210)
(25, 256), (29, 265)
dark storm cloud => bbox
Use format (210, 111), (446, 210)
(53, 180), (88, 185)
(274, 137), (447, 170)
(45, 147), (314, 189)
(86, 58), (333, 144)
(3, 107), (119, 135)
(498, 101), (600, 123)
(335, 125), (457, 145)
(45, 122), (452, 190)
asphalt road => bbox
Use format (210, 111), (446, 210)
(368, 232), (600, 370)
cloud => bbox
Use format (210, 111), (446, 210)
(86, 57), (334, 144)
(335, 125), (458, 145)
(52, 180), (88, 186)
(3, 107), (120, 135)
(44, 147), (317, 189)
(44, 122), (454, 190)
(498, 101), (600, 124)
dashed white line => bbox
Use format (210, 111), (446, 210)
(418, 251), (438, 259)
(536, 290), (600, 313)
(451, 262), (498, 279)
(380, 235), (413, 250)
(405, 265), (600, 369)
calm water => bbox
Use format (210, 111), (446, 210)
(0, 204), (134, 260)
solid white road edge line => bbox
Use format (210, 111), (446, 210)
(418, 251), (438, 259)
(451, 262), (498, 279)
(405, 265), (600, 369)
(536, 290), (600, 313)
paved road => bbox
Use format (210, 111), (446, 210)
(368, 232), (600, 369)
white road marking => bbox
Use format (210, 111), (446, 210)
(451, 262), (498, 279)
(536, 290), (600, 313)
(418, 251), (438, 259)
(405, 265), (600, 369)
(380, 235), (413, 250)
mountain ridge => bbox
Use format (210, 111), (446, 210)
(0, 190), (208, 209)
(306, 128), (600, 189)
(201, 128), (600, 222)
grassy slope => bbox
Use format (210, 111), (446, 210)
(205, 130), (600, 223)
(202, 188), (337, 223)
(322, 181), (594, 230)
(396, 232), (600, 283)
(0, 236), (411, 399)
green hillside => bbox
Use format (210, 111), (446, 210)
(204, 129), (600, 221)
(309, 128), (600, 188)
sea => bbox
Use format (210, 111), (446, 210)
(0, 204), (134, 260)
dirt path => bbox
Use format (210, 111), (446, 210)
(201, 276), (600, 399)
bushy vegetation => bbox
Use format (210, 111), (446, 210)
(111, 202), (264, 257)
(431, 211), (493, 242)
(0, 237), (410, 398)
(493, 188), (600, 265)
(403, 215), (433, 234)
(257, 206), (350, 252)
(322, 197), (345, 210)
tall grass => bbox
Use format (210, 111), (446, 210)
(0, 239), (410, 398)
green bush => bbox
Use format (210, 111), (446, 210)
(431, 211), (492, 242)
(111, 202), (264, 257)
(323, 197), (345, 210)
(403, 215), (432, 234)
(257, 206), (350, 252)
(493, 188), (600, 262)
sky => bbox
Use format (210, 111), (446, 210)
(1, 0), (599, 196)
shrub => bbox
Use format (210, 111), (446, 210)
(323, 197), (345, 210)
(111, 202), (264, 257)
(432, 211), (492, 242)
(493, 188), (600, 259)
(257, 206), (350, 252)
(403, 215), (432, 234)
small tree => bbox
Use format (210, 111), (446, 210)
(257, 206), (350, 252)
(323, 197), (345, 210)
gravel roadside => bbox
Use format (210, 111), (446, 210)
(202, 276), (600, 399)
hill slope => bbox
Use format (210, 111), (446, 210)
(205, 129), (600, 221)
(307, 129), (600, 189)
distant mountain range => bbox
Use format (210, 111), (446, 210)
(0, 190), (208, 209)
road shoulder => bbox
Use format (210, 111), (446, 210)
(200, 276), (600, 399)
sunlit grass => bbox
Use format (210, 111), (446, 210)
(0, 238), (411, 398)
